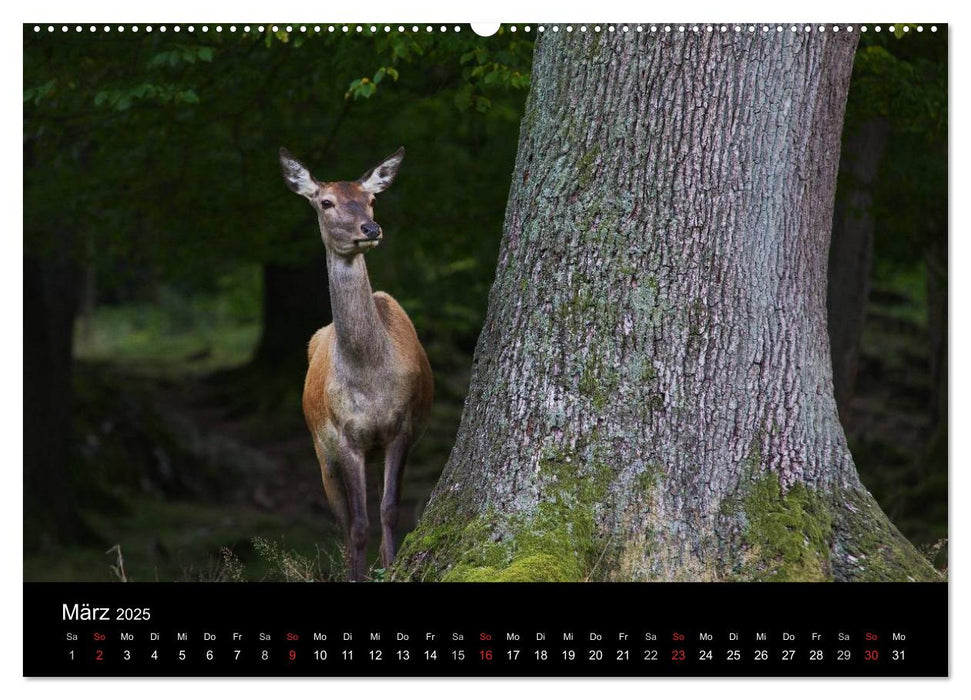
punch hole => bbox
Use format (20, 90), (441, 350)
(471, 23), (500, 37)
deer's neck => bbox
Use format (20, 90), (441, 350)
(326, 250), (390, 364)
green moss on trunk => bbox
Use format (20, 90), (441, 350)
(393, 451), (614, 582)
(737, 473), (833, 581)
(725, 472), (941, 582)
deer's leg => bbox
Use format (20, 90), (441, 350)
(380, 433), (411, 568)
(316, 438), (368, 581)
(337, 447), (369, 582)
(315, 441), (349, 535)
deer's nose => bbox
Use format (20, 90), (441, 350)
(361, 222), (381, 239)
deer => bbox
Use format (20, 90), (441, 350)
(279, 146), (433, 581)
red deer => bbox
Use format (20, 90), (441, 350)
(279, 146), (433, 581)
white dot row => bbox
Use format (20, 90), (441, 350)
(31, 24), (940, 35)
(31, 24), (507, 34)
(540, 24), (938, 34)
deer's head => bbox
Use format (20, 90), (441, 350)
(279, 147), (404, 258)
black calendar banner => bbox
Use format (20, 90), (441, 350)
(24, 582), (947, 677)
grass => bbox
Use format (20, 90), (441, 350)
(24, 497), (341, 582)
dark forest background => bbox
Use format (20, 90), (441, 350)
(23, 24), (946, 581)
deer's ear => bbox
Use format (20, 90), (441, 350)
(279, 147), (320, 199)
(358, 147), (405, 194)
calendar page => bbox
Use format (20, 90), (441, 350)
(22, 18), (948, 678)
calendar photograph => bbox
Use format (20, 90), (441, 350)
(24, 21), (947, 596)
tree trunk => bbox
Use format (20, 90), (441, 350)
(927, 234), (947, 432)
(393, 27), (938, 582)
(827, 119), (888, 426)
(250, 260), (332, 373)
(24, 254), (97, 550)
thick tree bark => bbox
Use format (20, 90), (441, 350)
(827, 119), (888, 425)
(393, 27), (938, 582)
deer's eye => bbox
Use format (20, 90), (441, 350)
(369, 199), (376, 207)
(320, 200), (334, 209)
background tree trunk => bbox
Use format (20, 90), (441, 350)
(393, 27), (938, 582)
(827, 118), (888, 425)
(23, 253), (97, 549)
(250, 260), (332, 373)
